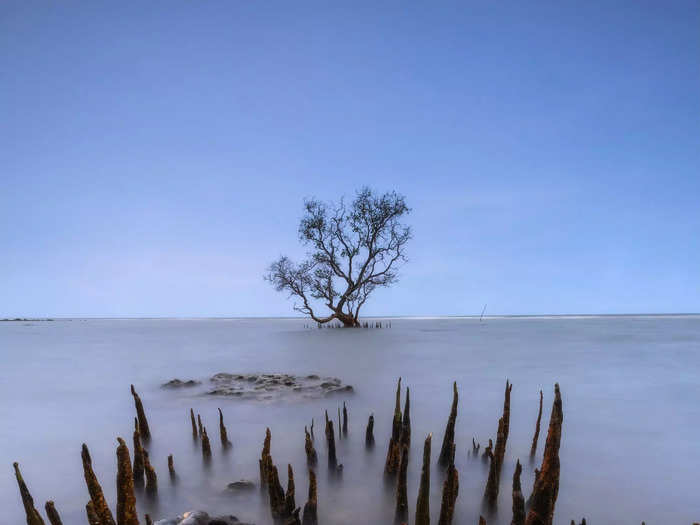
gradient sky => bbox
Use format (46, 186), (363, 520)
(1, 1), (699, 317)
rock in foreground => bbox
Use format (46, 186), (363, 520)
(225, 480), (256, 494)
(161, 379), (201, 388)
(153, 510), (252, 525)
(163, 373), (354, 401)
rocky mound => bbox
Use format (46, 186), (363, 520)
(153, 510), (252, 525)
(161, 373), (354, 401)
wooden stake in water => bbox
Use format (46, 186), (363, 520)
(511, 459), (525, 525)
(130, 385), (151, 440)
(301, 469), (318, 525)
(81, 444), (116, 525)
(218, 408), (232, 449)
(525, 384), (563, 525)
(85, 501), (100, 525)
(395, 445), (409, 524)
(190, 409), (198, 440)
(365, 414), (375, 448)
(438, 382), (458, 467)
(530, 391), (544, 459)
(168, 454), (176, 481)
(115, 437), (139, 525)
(132, 419), (145, 487)
(305, 426), (318, 466)
(13, 462), (45, 525)
(415, 434), (432, 525)
(45, 501), (64, 525)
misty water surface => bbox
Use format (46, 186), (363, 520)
(1, 317), (699, 524)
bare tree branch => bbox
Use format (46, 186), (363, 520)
(265, 188), (411, 327)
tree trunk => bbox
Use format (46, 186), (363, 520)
(335, 312), (359, 327)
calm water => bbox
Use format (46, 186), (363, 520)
(1, 317), (699, 524)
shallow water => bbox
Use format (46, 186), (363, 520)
(1, 317), (699, 524)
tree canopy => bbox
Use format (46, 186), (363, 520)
(266, 188), (411, 326)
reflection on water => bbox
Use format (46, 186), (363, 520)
(1, 316), (699, 524)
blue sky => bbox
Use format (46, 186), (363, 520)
(1, 1), (698, 317)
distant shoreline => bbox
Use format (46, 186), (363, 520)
(0, 318), (54, 322)
(2, 313), (698, 322)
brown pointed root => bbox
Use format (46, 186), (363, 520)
(289, 509), (302, 525)
(201, 426), (212, 459)
(301, 469), (318, 525)
(190, 409), (198, 439)
(525, 469), (539, 510)
(168, 454), (176, 480)
(116, 437), (139, 525)
(130, 384), (151, 440)
(530, 390), (543, 458)
(484, 380), (513, 507)
(145, 515), (153, 525)
(385, 378), (403, 475)
(342, 401), (348, 436)
(13, 463), (46, 525)
(525, 383), (563, 525)
(438, 382), (458, 467)
(267, 463), (288, 524)
(479, 516), (487, 525)
(260, 428), (272, 490)
(438, 444), (459, 525)
(81, 444), (116, 525)
(394, 445), (409, 524)
(483, 439), (493, 462)
(132, 419), (145, 487)
(197, 414), (203, 438)
(415, 434), (432, 525)
(86, 501), (100, 525)
(401, 387), (411, 448)
(45, 501), (63, 525)
(393, 378), (402, 441)
(218, 408), (232, 448)
(143, 450), (157, 494)
(512, 459), (525, 525)
(284, 464), (296, 517)
(325, 412), (337, 470)
(337, 406), (342, 441)
(472, 437), (481, 457)
(365, 414), (375, 447)
(305, 426), (318, 466)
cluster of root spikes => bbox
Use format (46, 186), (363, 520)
(303, 320), (392, 329)
(13, 379), (623, 525)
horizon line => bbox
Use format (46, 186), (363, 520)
(2, 312), (699, 321)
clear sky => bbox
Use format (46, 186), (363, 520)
(1, 1), (698, 318)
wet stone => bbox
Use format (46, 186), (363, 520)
(160, 373), (354, 401)
(153, 510), (253, 525)
(162, 379), (201, 388)
(225, 480), (256, 493)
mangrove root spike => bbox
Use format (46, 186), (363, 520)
(415, 433), (432, 525)
(438, 382), (458, 467)
(45, 501), (63, 525)
(13, 462), (46, 525)
(116, 437), (139, 525)
(130, 385), (151, 440)
(81, 444), (116, 525)
(525, 384), (563, 525)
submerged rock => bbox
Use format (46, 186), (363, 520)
(205, 373), (354, 401)
(162, 373), (354, 401)
(162, 379), (201, 389)
(153, 510), (252, 525)
(225, 480), (256, 493)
